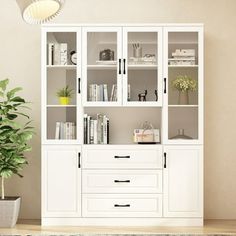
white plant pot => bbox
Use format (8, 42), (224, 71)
(0, 197), (21, 228)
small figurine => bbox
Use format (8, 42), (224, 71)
(155, 90), (158, 101)
(138, 90), (147, 101)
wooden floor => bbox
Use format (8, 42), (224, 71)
(0, 220), (236, 235)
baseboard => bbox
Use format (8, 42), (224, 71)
(42, 217), (203, 226)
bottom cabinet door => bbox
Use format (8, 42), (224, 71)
(42, 145), (81, 217)
(163, 145), (203, 217)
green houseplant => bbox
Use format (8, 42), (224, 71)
(171, 75), (197, 105)
(0, 78), (34, 227)
(56, 85), (73, 105)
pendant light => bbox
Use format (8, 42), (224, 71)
(16, 0), (65, 24)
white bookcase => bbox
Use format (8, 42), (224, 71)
(41, 24), (204, 226)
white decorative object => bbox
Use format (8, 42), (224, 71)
(60, 43), (68, 65)
(16, 0), (65, 24)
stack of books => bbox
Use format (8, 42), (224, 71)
(89, 84), (109, 102)
(168, 49), (195, 65)
(55, 122), (76, 139)
(47, 43), (68, 65)
(84, 114), (109, 144)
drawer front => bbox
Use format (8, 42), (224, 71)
(82, 194), (162, 217)
(82, 145), (162, 169)
(83, 170), (162, 193)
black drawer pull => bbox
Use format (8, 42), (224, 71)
(114, 180), (130, 183)
(114, 204), (130, 207)
(114, 155), (130, 159)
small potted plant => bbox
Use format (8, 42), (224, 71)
(56, 85), (73, 105)
(0, 79), (34, 228)
(171, 75), (197, 105)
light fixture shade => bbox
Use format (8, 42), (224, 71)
(16, 0), (65, 24)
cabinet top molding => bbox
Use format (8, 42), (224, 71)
(42, 23), (204, 28)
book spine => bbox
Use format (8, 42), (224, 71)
(54, 43), (60, 65)
(84, 114), (87, 144)
(87, 116), (90, 144)
(104, 84), (108, 101)
(93, 120), (98, 144)
(128, 84), (131, 101)
(59, 122), (64, 139)
(90, 119), (94, 144)
(107, 118), (109, 144)
(55, 122), (60, 139)
(103, 116), (107, 144)
(100, 84), (104, 101)
(110, 84), (114, 101)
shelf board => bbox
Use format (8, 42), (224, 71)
(168, 41), (198, 45)
(168, 105), (198, 108)
(87, 65), (116, 70)
(168, 65), (198, 68)
(47, 105), (76, 108)
(84, 101), (120, 107)
(43, 140), (79, 145)
(128, 64), (157, 70)
(47, 65), (77, 69)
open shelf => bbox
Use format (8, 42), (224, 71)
(84, 107), (162, 145)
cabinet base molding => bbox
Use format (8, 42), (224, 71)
(41, 218), (203, 226)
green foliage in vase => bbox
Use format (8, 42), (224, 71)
(0, 79), (34, 200)
(56, 85), (73, 98)
(171, 75), (197, 92)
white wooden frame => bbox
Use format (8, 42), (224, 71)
(41, 26), (82, 145)
(81, 27), (123, 107)
(122, 26), (163, 107)
(162, 26), (204, 145)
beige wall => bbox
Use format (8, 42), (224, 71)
(0, 0), (236, 220)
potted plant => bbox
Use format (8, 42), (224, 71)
(56, 85), (73, 105)
(0, 79), (34, 228)
(171, 75), (197, 105)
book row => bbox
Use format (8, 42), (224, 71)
(47, 43), (68, 65)
(84, 114), (109, 144)
(55, 122), (76, 140)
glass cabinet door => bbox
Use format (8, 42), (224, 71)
(122, 27), (162, 106)
(82, 27), (122, 106)
(42, 27), (82, 144)
(163, 27), (203, 144)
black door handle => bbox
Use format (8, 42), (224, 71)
(119, 59), (121, 74)
(114, 155), (130, 159)
(78, 152), (81, 168)
(123, 59), (126, 74)
(78, 78), (81, 94)
(114, 204), (130, 207)
(114, 180), (130, 183)
(164, 78), (167, 94)
(164, 152), (167, 168)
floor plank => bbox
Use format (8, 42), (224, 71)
(0, 220), (236, 234)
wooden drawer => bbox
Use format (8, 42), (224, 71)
(82, 194), (162, 217)
(83, 170), (162, 193)
(82, 145), (162, 169)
